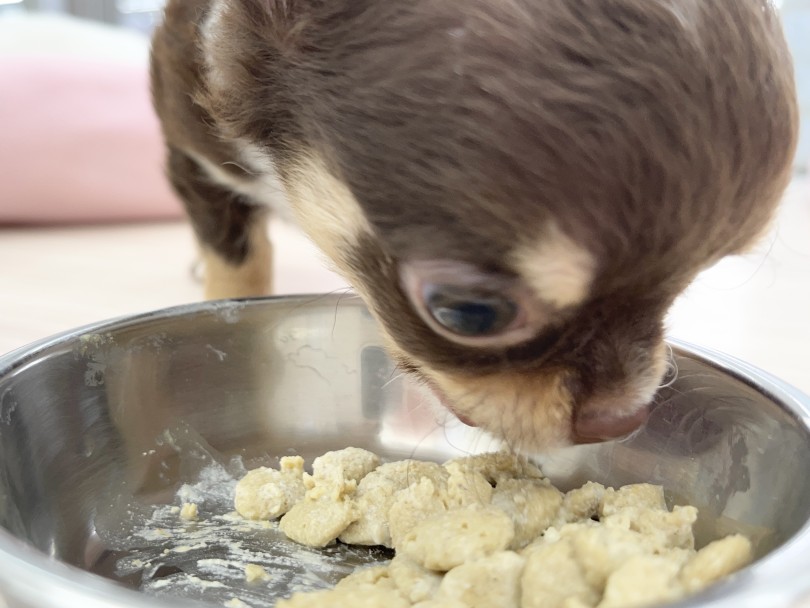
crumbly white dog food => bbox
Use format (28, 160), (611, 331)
(233, 448), (753, 608)
(235, 456), (306, 520)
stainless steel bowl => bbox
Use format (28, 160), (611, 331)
(1, 294), (809, 608)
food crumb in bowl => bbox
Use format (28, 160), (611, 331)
(245, 564), (272, 583)
(233, 448), (753, 607)
(235, 457), (306, 520)
(679, 535), (753, 592)
(180, 502), (199, 521)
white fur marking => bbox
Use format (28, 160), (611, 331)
(285, 154), (374, 268)
(512, 223), (595, 308)
(188, 145), (292, 219)
(200, 0), (229, 93)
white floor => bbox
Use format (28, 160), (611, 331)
(1, 178), (808, 394)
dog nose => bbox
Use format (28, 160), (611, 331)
(573, 400), (649, 444)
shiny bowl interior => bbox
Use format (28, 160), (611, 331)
(0, 294), (809, 608)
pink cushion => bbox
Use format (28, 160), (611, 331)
(0, 55), (182, 224)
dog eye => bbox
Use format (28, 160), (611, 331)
(401, 260), (543, 348)
(423, 285), (517, 337)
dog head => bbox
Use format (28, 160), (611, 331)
(201, 0), (798, 450)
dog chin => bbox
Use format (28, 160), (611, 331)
(415, 365), (578, 452)
(420, 377), (479, 427)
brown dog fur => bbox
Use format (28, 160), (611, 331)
(151, 0), (798, 450)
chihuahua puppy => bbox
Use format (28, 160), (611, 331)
(150, 0), (798, 451)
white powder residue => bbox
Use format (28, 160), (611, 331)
(103, 458), (391, 607)
(174, 543), (208, 553)
(151, 574), (229, 590)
